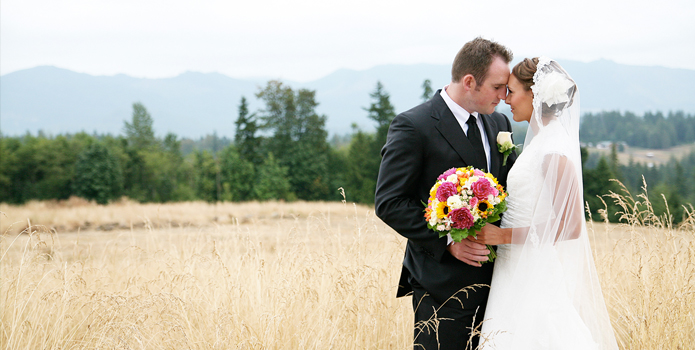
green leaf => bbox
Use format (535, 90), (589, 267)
(487, 213), (501, 223)
(450, 228), (472, 242)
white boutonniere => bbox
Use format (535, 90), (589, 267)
(496, 131), (519, 166)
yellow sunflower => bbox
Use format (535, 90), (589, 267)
(477, 199), (492, 218)
(435, 201), (448, 219)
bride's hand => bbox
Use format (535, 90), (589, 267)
(470, 224), (512, 245)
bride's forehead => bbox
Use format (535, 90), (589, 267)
(508, 75), (524, 86)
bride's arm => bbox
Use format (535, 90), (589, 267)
(475, 224), (529, 245)
(474, 154), (583, 245)
(545, 154), (583, 241)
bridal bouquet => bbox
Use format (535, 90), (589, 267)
(424, 166), (508, 262)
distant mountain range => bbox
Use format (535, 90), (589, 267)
(2, 60), (694, 138)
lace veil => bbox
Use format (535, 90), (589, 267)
(506, 57), (619, 348)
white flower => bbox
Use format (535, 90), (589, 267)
(472, 211), (481, 221)
(497, 131), (513, 146)
(446, 174), (459, 184)
(447, 195), (464, 209)
(487, 194), (495, 202)
(532, 71), (574, 107)
(429, 215), (438, 226)
(436, 224), (446, 231)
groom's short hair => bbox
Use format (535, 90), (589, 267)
(452, 37), (513, 86)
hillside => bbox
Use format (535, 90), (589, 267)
(2, 60), (695, 137)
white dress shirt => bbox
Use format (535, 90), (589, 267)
(440, 86), (491, 172)
(440, 86), (492, 246)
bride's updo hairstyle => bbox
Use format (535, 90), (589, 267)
(511, 57), (539, 91)
(513, 57), (576, 117)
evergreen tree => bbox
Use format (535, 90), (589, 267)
(583, 156), (621, 221)
(0, 136), (17, 202)
(193, 150), (219, 202)
(609, 143), (624, 182)
(121, 102), (186, 202)
(422, 79), (433, 102)
(148, 132), (186, 202)
(340, 82), (397, 204)
(234, 96), (262, 168)
(344, 128), (377, 203)
(253, 153), (293, 201)
(123, 102), (156, 150)
(2, 132), (93, 203)
(364, 81), (396, 151)
(256, 81), (331, 200)
(326, 146), (349, 201)
(121, 137), (148, 201)
(73, 142), (123, 204)
(31, 134), (81, 200)
(663, 160), (686, 223)
(219, 145), (255, 201)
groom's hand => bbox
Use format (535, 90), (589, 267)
(446, 240), (490, 267)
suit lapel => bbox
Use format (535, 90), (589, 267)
(481, 114), (500, 176)
(431, 93), (482, 168)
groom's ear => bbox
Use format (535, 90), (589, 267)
(462, 74), (476, 91)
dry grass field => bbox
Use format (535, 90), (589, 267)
(1, 192), (694, 349)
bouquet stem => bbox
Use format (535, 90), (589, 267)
(485, 244), (497, 263)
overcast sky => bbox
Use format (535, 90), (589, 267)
(2, 0), (693, 82)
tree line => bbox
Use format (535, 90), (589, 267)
(0, 80), (396, 206)
(580, 110), (695, 149)
(1, 79), (694, 223)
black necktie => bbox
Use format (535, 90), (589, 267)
(466, 115), (487, 171)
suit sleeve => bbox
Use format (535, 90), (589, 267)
(374, 114), (448, 261)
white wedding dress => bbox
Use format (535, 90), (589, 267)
(479, 58), (618, 349)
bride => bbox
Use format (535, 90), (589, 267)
(475, 57), (619, 349)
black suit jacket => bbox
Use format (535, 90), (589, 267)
(375, 90), (517, 308)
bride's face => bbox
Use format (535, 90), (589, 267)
(505, 74), (534, 123)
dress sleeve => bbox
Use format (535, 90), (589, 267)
(518, 152), (584, 244)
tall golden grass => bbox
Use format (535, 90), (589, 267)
(1, 200), (413, 349)
(1, 186), (693, 349)
(592, 181), (695, 349)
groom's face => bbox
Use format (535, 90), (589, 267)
(471, 57), (510, 114)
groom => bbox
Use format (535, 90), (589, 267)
(375, 37), (517, 349)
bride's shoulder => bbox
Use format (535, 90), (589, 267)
(536, 122), (575, 154)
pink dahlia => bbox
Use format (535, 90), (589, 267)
(450, 208), (475, 229)
(436, 182), (458, 202)
(473, 169), (485, 177)
(471, 178), (499, 200)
